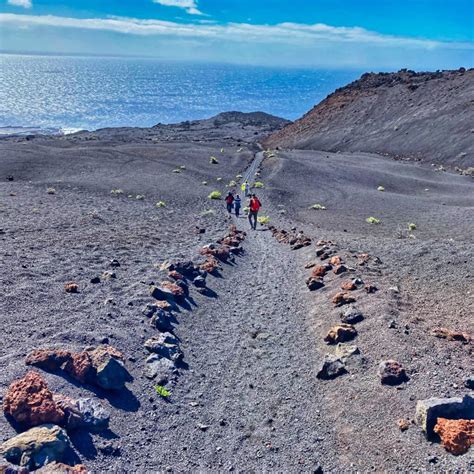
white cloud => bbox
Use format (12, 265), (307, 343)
(0, 13), (471, 52)
(152, 0), (203, 15)
(7, 0), (32, 8)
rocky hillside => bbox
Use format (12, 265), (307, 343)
(266, 69), (474, 168)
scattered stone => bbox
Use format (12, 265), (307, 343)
(333, 264), (347, 275)
(378, 360), (408, 385)
(90, 276), (101, 284)
(155, 300), (172, 311)
(388, 320), (397, 329)
(150, 285), (175, 301)
(160, 281), (185, 298)
(304, 261), (316, 269)
(324, 324), (357, 344)
(150, 309), (174, 332)
(340, 306), (364, 324)
(36, 462), (87, 473)
(398, 419), (410, 431)
(311, 264), (331, 278)
(199, 257), (220, 274)
(432, 327), (472, 344)
(365, 284), (378, 294)
(88, 345), (131, 390)
(332, 292), (356, 307)
(199, 244), (231, 262)
(434, 418), (474, 455)
(3, 372), (65, 428)
(335, 343), (360, 359)
(463, 376), (474, 389)
(316, 355), (347, 380)
(0, 424), (71, 470)
(26, 349), (71, 372)
(101, 271), (116, 280)
(305, 277), (324, 291)
(329, 255), (342, 266)
(168, 270), (184, 280)
(197, 423), (210, 431)
(193, 275), (206, 288)
(415, 394), (474, 438)
(144, 354), (175, 383)
(340, 280), (356, 291)
(64, 282), (78, 293)
(63, 352), (94, 384)
(110, 259), (120, 268)
(144, 333), (182, 362)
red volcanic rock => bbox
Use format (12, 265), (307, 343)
(341, 280), (357, 291)
(378, 360), (408, 385)
(432, 327), (472, 343)
(63, 352), (94, 384)
(160, 281), (185, 297)
(3, 371), (65, 428)
(219, 237), (240, 247)
(64, 282), (79, 293)
(36, 463), (88, 473)
(168, 270), (184, 280)
(199, 257), (220, 274)
(324, 324), (357, 344)
(357, 253), (371, 265)
(434, 418), (474, 455)
(332, 292), (356, 307)
(398, 419), (410, 431)
(26, 349), (71, 372)
(311, 265), (331, 278)
(329, 255), (342, 266)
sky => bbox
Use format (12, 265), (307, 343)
(0, 0), (473, 69)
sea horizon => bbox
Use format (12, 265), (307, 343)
(0, 53), (365, 135)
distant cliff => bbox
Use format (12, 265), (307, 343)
(266, 69), (474, 168)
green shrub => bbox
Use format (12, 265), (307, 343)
(155, 201), (166, 208)
(209, 156), (219, 164)
(366, 216), (381, 224)
(377, 186), (385, 192)
(408, 223), (417, 231)
(110, 188), (124, 196)
(47, 187), (56, 195)
(309, 203), (326, 210)
(257, 216), (270, 225)
(243, 206), (250, 214)
(253, 181), (264, 188)
(154, 385), (171, 398)
(208, 191), (222, 200)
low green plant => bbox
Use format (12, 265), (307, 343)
(154, 385), (171, 398)
(47, 187), (56, 195)
(209, 156), (219, 164)
(377, 186), (385, 192)
(155, 201), (166, 208)
(309, 203), (326, 210)
(243, 206), (250, 214)
(408, 223), (417, 231)
(257, 215), (270, 225)
(366, 216), (381, 224)
(208, 191), (222, 200)
(110, 188), (124, 196)
(253, 181), (264, 188)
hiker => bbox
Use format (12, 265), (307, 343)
(234, 195), (242, 218)
(248, 194), (261, 230)
(225, 192), (234, 213)
(241, 180), (250, 197)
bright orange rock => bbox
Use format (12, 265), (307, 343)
(311, 264), (331, 278)
(329, 255), (342, 265)
(341, 280), (356, 291)
(434, 418), (474, 455)
(332, 292), (356, 306)
(64, 282), (78, 293)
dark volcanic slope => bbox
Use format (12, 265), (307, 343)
(266, 69), (474, 168)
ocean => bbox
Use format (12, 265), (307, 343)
(0, 54), (361, 135)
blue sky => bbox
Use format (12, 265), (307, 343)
(1, 0), (473, 68)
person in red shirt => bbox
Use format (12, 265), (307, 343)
(248, 194), (261, 230)
(225, 192), (234, 214)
